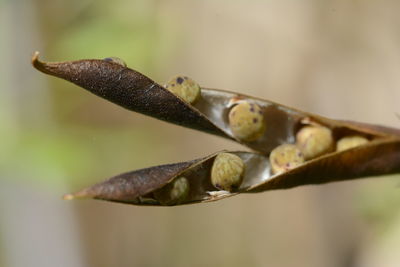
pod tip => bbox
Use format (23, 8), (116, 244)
(31, 51), (40, 64)
(31, 51), (49, 73)
(63, 188), (94, 200)
(63, 193), (75, 200)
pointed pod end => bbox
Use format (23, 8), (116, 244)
(31, 51), (50, 74)
(62, 194), (75, 200)
(62, 189), (93, 200)
(31, 51), (40, 63)
(31, 51), (42, 67)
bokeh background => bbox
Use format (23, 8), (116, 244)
(1, 0), (400, 266)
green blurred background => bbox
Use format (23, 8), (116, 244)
(1, 0), (400, 266)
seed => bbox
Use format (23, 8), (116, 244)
(228, 101), (265, 141)
(164, 75), (201, 104)
(153, 176), (190, 205)
(211, 153), (245, 191)
(296, 125), (334, 160)
(103, 57), (127, 67)
(270, 144), (305, 174)
(336, 136), (368, 152)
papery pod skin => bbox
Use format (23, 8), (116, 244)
(64, 152), (242, 205)
(64, 158), (203, 205)
(64, 139), (400, 206)
(248, 138), (400, 192)
(32, 52), (226, 137)
(32, 52), (400, 155)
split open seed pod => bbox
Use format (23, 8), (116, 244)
(32, 52), (400, 206)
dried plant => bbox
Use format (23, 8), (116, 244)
(32, 52), (400, 206)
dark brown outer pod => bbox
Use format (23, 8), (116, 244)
(63, 138), (400, 206)
(32, 52), (226, 137)
(32, 52), (400, 206)
(64, 151), (271, 205)
(32, 53), (400, 154)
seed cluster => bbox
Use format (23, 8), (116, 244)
(165, 76), (201, 104)
(161, 78), (372, 194)
(209, 98), (371, 190)
(228, 101), (265, 141)
(268, 124), (370, 176)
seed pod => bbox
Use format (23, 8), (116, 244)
(103, 57), (127, 67)
(153, 176), (190, 205)
(270, 144), (305, 174)
(228, 101), (265, 141)
(296, 125), (334, 160)
(337, 136), (369, 152)
(165, 76), (201, 104)
(32, 54), (400, 207)
(211, 152), (245, 191)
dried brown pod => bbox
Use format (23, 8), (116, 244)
(63, 151), (269, 205)
(32, 52), (400, 206)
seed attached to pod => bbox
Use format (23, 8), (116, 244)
(164, 76), (201, 104)
(211, 152), (245, 191)
(270, 144), (305, 174)
(337, 136), (369, 152)
(228, 101), (265, 141)
(296, 125), (334, 160)
(153, 176), (190, 205)
(103, 57), (127, 67)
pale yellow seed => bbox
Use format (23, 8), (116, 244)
(270, 144), (305, 174)
(336, 136), (369, 152)
(153, 176), (190, 205)
(296, 126), (334, 160)
(165, 76), (201, 104)
(170, 177), (189, 201)
(103, 57), (127, 67)
(228, 101), (265, 141)
(211, 153), (245, 191)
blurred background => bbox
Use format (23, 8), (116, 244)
(1, 0), (400, 266)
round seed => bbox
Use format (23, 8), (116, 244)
(153, 176), (190, 205)
(211, 153), (245, 191)
(270, 144), (305, 174)
(103, 57), (127, 67)
(337, 136), (368, 152)
(228, 101), (265, 141)
(165, 76), (201, 104)
(296, 125), (334, 160)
